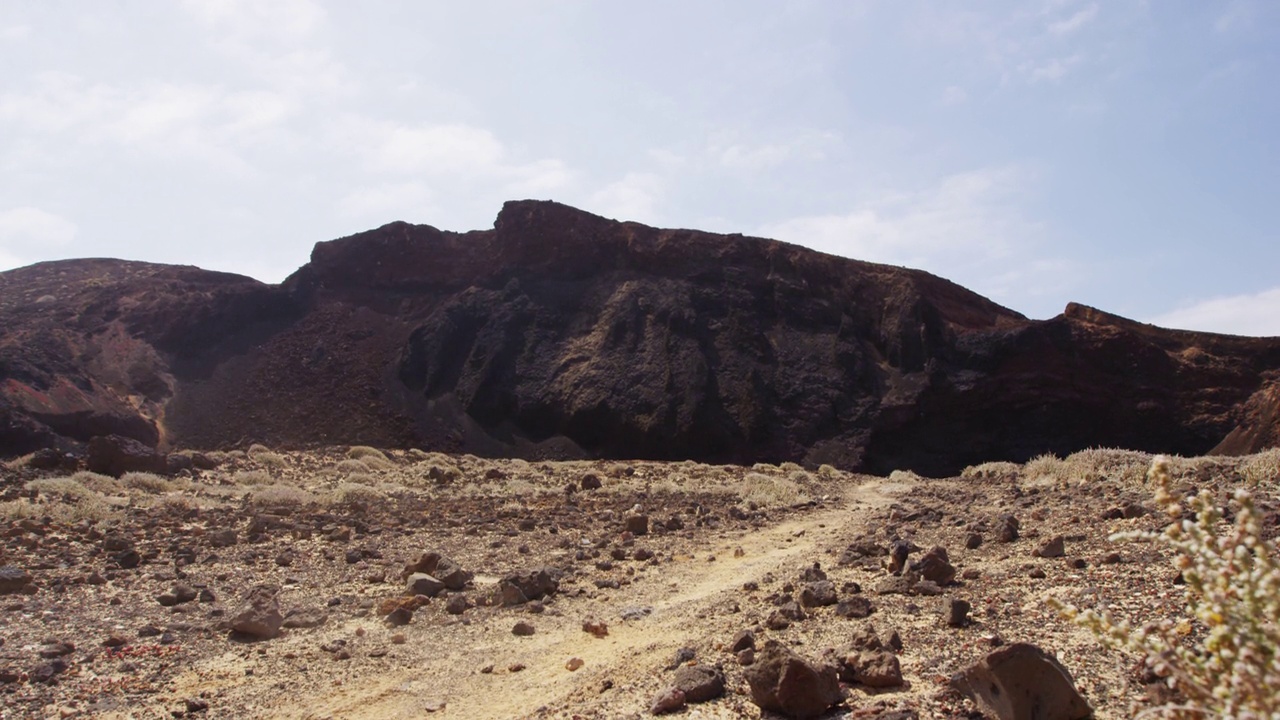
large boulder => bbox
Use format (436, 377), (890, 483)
(950, 643), (1091, 720)
(744, 640), (842, 719)
(87, 435), (168, 478)
(229, 585), (284, 640)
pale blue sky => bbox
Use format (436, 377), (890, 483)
(1, 1), (1277, 334)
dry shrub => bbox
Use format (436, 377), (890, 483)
(334, 458), (371, 475)
(232, 469), (273, 486)
(122, 471), (176, 494)
(0, 495), (118, 524)
(26, 477), (95, 501)
(739, 472), (809, 508)
(69, 471), (124, 494)
(248, 484), (316, 508)
(347, 445), (389, 462)
(1023, 453), (1069, 484)
(327, 482), (384, 505)
(343, 443), (391, 471)
(1061, 448), (1153, 487)
(887, 469), (923, 483)
(1053, 456), (1280, 718)
(1239, 448), (1280, 487)
(960, 461), (1021, 480)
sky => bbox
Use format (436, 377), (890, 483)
(1, 1), (1277, 335)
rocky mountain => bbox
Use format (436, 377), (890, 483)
(2, 200), (1277, 475)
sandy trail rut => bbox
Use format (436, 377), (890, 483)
(178, 480), (908, 720)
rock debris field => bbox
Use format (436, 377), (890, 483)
(2, 444), (1278, 719)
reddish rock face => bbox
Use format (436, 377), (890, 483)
(1, 200), (1278, 472)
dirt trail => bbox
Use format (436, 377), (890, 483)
(300, 481), (904, 720)
(167, 480), (908, 720)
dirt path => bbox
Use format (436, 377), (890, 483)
(166, 480), (909, 720)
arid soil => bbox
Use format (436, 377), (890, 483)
(2, 447), (1277, 719)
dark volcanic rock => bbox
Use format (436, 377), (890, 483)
(229, 585), (283, 640)
(744, 640), (842, 720)
(951, 643), (1091, 720)
(499, 567), (560, 605)
(87, 435), (169, 478)
(3, 203), (1279, 472)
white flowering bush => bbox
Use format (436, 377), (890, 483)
(1053, 456), (1280, 718)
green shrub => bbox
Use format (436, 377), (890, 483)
(1053, 456), (1280, 718)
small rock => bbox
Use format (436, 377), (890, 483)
(841, 649), (903, 688)
(650, 687), (686, 715)
(583, 618), (609, 638)
(580, 473), (603, 491)
(384, 606), (412, 626)
(624, 514), (649, 536)
(39, 641), (75, 658)
(799, 580), (837, 608)
(0, 567), (33, 595)
(946, 597), (972, 627)
(729, 629), (756, 653)
(998, 514), (1020, 543)
(835, 596), (874, 618)
(673, 664), (725, 703)
(444, 594), (468, 615)
(405, 573), (446, 598)
(910, 546), (956, 585)
(667, 647), (696, 670)
(1034, 536), (1065, 558)
(888, 541), (911, 574)
(965, 532), (983, 550)
(566, 657), (584, 671)
(512, 621), (536, 636)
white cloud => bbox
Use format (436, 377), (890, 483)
(758, 166), (1076, 312)
(0, 207), (78, 269)
(1048, 3), (1099, 35)
(710, 130), (839, 171)
(182, 0), (326, 41)
(370, 124), (505, 176)
(1, 24), (31, 40)
(588, 173), (664, 224)
(0, 73), (296, 172)
(0, 207), (77, 247)
(941, 85), (969, 106)
(1214, 0), (1258, 34)
(1149, 288), (1280, 337)
(337, 182), (434, 220)
(1024, 53), (1085, 83)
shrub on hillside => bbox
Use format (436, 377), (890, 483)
(1053, 456), (1280, 718)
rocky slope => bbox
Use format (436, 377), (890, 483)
(2, 200), (1278, 474)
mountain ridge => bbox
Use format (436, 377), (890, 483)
(2, 199), (1277, 474)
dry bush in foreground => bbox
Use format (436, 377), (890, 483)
(1053, 456), (1280, 718)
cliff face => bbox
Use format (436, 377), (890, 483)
(2, 200), (1277, 474)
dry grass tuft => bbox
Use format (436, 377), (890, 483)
(248, 484), (317, 508)
(739, 472), (810, 508)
